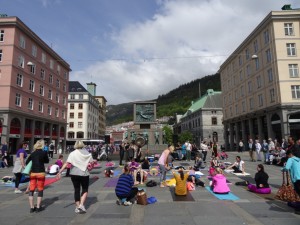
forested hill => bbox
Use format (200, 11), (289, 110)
(106, 73), (221, 125)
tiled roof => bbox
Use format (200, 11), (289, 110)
(69, 81), (88, 92)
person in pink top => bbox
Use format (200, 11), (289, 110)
(210, 167), (230, 194)
(158, 145), (175, 187)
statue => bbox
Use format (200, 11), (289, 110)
(143, 130), (148, 143)
(155, 131), (159, 144)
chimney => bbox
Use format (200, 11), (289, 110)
(86, 82), (97, 96)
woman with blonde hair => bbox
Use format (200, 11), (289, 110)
(25, 140), (49, 213)
(57, 140), (93, 214)
(158, 145), (174, 187)
(210, 167), (230, 194)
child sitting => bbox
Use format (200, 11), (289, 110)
(210, 167), (230, 194)
(104, 168), (114, 177)
(48, 163), (60, 175)
(220, 150), (228, 160)
(133, 165), (147, 185)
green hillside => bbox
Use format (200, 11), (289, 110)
(106, 73), (221, 125)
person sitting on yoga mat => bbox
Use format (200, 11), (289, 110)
(210, 167), (230, 194)
(133, 165), (147, 185)
(115, 164), (138, 206)
(194, 156), (205, 171)
(247, 164), (271, 194)
(226, 156), (245, 173)
(187, 174), (205, 187)
(172, 168), (189, 195)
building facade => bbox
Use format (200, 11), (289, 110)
(94, 95), (107, 140)
(176, 89), (224, 147)
(0, 16), (71, 153)
(219, 7), (300, 150)
(67, 81), (100, 143)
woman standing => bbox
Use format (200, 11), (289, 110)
(12, 142), (27, 193)
(26, 140), (49, 213)
(57, 140), (93, 214)
(158, 145), (174, 187)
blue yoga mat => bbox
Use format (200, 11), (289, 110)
(205, 187), (239, 200)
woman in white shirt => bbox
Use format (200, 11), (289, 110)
(227, 156), (245, 173)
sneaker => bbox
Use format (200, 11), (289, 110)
(78, 205), (86, 213)
(14, 189), (22, 194)
(116, 199), (121, 205)
(35, 207), (43, 213)
(30, 207), (36, 213)
(75, 208), (80, 213)
(124, 201), (132, 206)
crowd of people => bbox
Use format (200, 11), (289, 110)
(0, 135), (299, 215)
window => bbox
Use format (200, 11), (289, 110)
(56, 93), (59, 103)
(47, 105), (52, 115)
(270, 88), (275, 102)
(258, 94), (263, 106)
(267, 68), (273, 82)
(249, 98), (254, 110)
(64, 72), (68, 79)
(48, 90), (52, 99)
(291, 85), (300, 99)
(265, 49), (271, 63)
(16, 74), (23, 87)
(239, 70), (243, 81)
(255, 57), (259, 70)
(78, 112), (83, 119)
(30, 64), (36, 74)
(29, 80), (35, 92)
(69, 122), (74, 128)
(70, 94), (75, 99)
(63, 84), (66, 92)
(239, 56), (242, 66)
(78, 122), (83, 128)
(39, 85), (44, 96)
(70, 112), (74, 118)
(79, 94), (83, 99)
(211, 117), (217, 125)
(50, 59), (54, 69)
(57, 65), (60, 74)
(56, 79), (60, 88)
(264, 30), (269, 44)
(287, 43), (296, 56)
(284, 23), (294, 36)
(246, 65), (251, 76)
(62, 110), (65, 119)
(0, 30), (4, 42)
(70, 103), (74, 109)
(248, 81), (252, 93)
(19, 35), (26, 49)
(28, 98), (33, 110)
(240, 86), (244, 97)
(289, 64), (299, 78)
(63, 97), (66, 105)
(18, 55), (25, 68)
(79, 103), (83, 109)
(245, 49), (250, 60)
(41, 52), (46, 64)
(242, 101), (246, 112)
(253, 40), (259, 52)
(235, 105), (238, 115)
(32, 45), (37, 57)
(40, 69), (45, 80)
(15, 93), (21, 106)
(49, 74), (53, 84)
(55, 108), (59, 117)
(0, 49), (2, 62)
(256, 75), (262, 88)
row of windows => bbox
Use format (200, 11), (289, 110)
(181, 117), (219, 130)
(70, 103), (83, 109)
(15, 93), (65, 118)
(16, 73), (67, 104)
(69, 122), (83, 129)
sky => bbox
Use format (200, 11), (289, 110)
(2, 0), (299, 105)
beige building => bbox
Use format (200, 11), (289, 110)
(219, 6), (300, 150)
(0, 16), (71, 153)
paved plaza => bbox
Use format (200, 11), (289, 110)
(0, 151), (299, 225)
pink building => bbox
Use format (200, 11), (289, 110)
(0, 16), (71, 153)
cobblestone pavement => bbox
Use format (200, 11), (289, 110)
(0, 151), (299, 225)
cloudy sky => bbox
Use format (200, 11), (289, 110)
(2, 0), (299, 105)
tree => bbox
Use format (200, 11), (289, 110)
(179, 131), (193, 143)
(162, 125), (173, 145)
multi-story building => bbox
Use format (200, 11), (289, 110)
(67, 81), (99, 144)
(0, 16), (71, 153)
(219, 5), (300, 150)
(175, 89), (223, 147)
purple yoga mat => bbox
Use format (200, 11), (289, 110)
(104, 178), (119, 187)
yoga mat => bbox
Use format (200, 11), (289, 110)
(233, 172), (251, 176)
(241, 186), (276, 200)
(0, 182), (28, 187)
(45, 177), (60, 186)
(104, 178), (118, 187)
(113, 170), (121, 177)
(205, 187), (239, 200)
(170, 187), (195, 201)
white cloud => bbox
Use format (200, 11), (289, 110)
(71, 0), (298, 105)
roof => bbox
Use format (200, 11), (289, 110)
(181, 89), (222, 118)
(69, 81), (88, 92)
